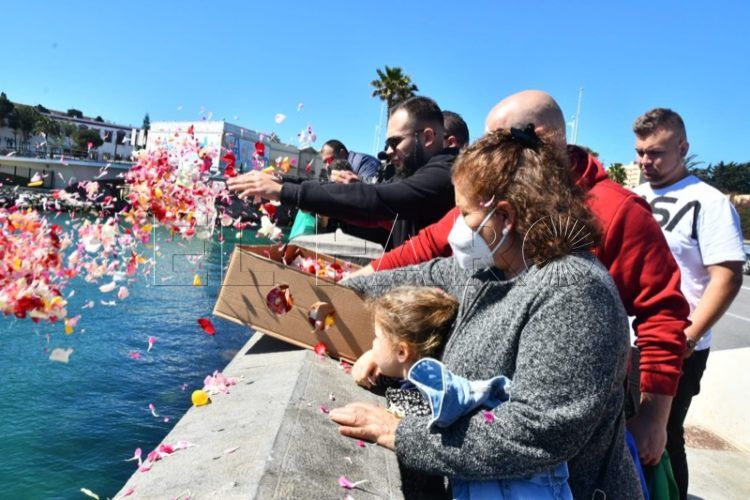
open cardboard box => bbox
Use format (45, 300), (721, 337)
(213, 244), (372, 362)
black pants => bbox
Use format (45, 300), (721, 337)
(666, 348), (709, 500)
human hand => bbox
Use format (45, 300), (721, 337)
(331, 170), (360, 184)
(226, 171), (283, 201)
(627, 393), (671, 466)
(351, 349), (381, 388)
(329, 402), (399, 451)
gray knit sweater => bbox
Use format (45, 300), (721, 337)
(345, 254), (642, 499)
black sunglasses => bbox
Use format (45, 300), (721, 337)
(384, 128), (425, 151)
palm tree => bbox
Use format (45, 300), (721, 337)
(33, 115), (61, 158)
(15, 105), (41, 151)
(607, 163), (627, 186)
(370, 66), (419, 111)
(60, 122), (77, 152)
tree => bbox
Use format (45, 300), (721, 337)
(60, 122), (77, 151)
(33, 115), (61, 158)
(66, 108), (83, 119)
(15, 105), (42, 148)
(73, 128), (104, 152)
(0, 92), (14, 127)
(142, 113), (150, 144)
(607, 162), (627, 186)
(94, 115), (104, 122)
(370, 66), (419, 111)
(688, 161), (750, 194)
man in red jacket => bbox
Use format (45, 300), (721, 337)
(350, 90), (690, 466)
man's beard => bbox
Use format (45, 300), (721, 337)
(395, 143), (426, 179)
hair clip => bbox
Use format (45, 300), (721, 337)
(509, 123), (541, 150)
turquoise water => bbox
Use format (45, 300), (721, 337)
(0, 218), (274, 499)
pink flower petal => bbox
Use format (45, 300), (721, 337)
(482, 410), (495, 423)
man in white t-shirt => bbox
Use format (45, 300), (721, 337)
(632, 108), (745, 500)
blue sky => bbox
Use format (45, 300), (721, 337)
(2, 1), (748, 167)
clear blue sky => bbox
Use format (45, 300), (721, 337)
(2, 1), (748, 166)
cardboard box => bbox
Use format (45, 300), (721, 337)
(213, 244), (373, 362)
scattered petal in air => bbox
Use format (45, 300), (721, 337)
(224, 446), (240, 454)
(355, 440), (366, 448)
(163, 417), (170, 423)
(481, 410), (496, 423)
(117, 286), (129, 300)
(197, 317), (216, 335)
(149, 403), (160, 418)
(122, 487), (135, 497)
(297, 103), (304, 111)
(193, 274), (202, 286)
(129, 351), (141, 360)
(80, 488), (99, 499)
(49, 347), (74, 364)
(319, 404), (330, 414)
(256, 215), (282, 241)
(99, 282), (116, 293)
(274, 113), (286, 124)
(329, 392), (336, 402)
(147, 336), (156, 352)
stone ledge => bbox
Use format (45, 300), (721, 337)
(116, 333), (403, 499)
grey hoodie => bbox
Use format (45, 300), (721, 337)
(345, 254), (642, 499)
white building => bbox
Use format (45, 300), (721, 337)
(623, 162), (643, 189)
(147, 121), (325, 178)
(0, 103), (139, 163)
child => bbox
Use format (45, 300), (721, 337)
(366, 286), (573, 500)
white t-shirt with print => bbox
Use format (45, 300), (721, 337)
(634, 175), (745, 350)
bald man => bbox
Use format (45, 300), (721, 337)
(350, 90), (690, 469)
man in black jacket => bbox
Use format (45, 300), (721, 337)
(227, 96), (457, 249)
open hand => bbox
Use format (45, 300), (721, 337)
(226, 171), (283, 201)
(329, 402), (399, 451)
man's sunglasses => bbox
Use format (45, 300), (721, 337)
(384, 128), (425, 151)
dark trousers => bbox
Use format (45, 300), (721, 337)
(666, 348), (709, 500)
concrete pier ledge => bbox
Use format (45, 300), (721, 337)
(116, 333), (403, 499)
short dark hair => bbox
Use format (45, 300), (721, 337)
(323, 139), (348, 155)
(443, 111), (470, 148)
(330, 158), (352, 172)
(390, 96), (444, 131)
(633, 108), (687, 140)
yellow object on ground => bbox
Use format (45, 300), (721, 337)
(191, 390), (210, 406)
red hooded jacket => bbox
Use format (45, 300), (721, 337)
(371, 145), (690, 396)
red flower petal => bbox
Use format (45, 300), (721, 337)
(197, 318), (216, 335)
(313, 341), (327, 357)
(266, 285), (294, 315)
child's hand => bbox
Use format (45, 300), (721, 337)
(352, 349), (381, 388)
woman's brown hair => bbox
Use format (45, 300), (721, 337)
(367, 286), (458, 358)
(451, 128), (601, 266)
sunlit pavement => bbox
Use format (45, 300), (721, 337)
(685, 274), (750, 498)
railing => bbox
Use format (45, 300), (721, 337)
(0, 146), (133, 164)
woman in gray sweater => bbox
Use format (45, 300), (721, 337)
(331, 127), (642, 499)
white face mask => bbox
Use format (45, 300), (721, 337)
(448, 207), (510, 270)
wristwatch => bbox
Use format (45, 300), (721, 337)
(686, 338), (697, 350)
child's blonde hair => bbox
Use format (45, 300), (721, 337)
(367, 286), (459, 358)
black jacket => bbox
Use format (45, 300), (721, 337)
(280, 149), (458, 249)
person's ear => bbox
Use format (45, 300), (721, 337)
(446, 135), (458, 148)
(422, 127), (437, 149)
(679, 139), (689, 158)
(396, 342), (415, 364)
(494, 200), (517, 233)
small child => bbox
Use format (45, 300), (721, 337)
(366, 286), (573, 500)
